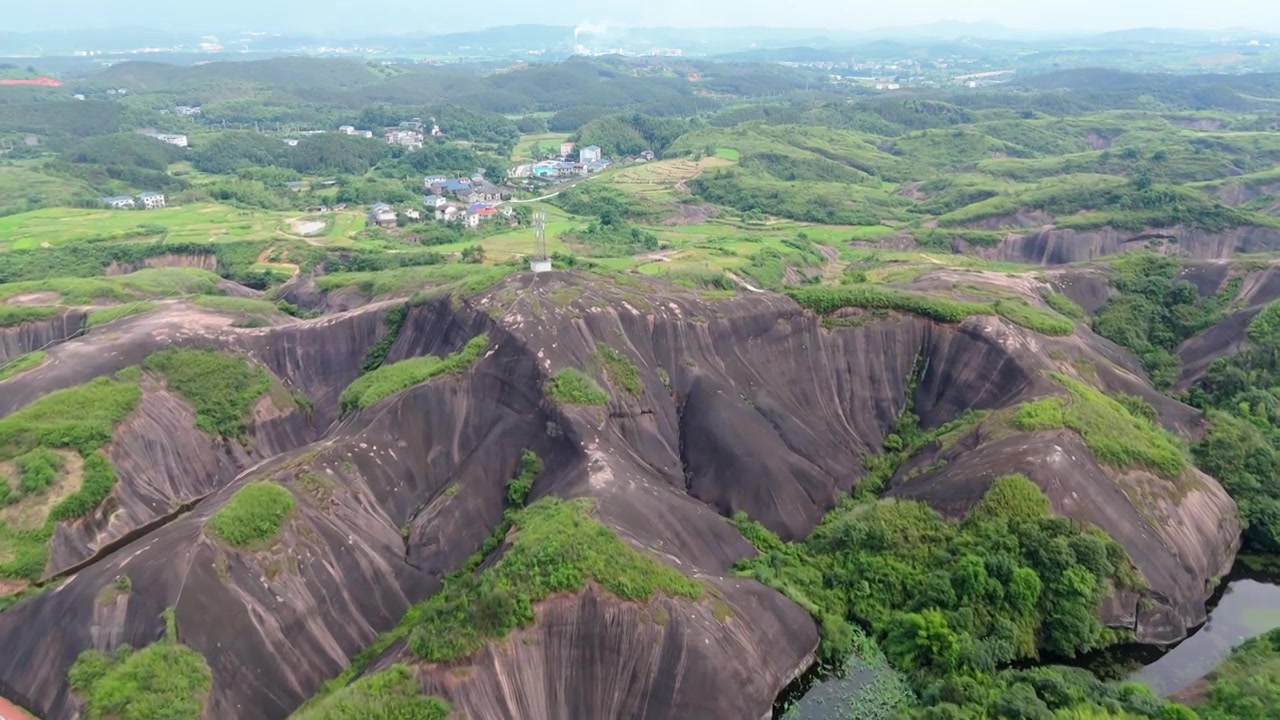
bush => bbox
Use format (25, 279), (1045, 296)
(0, 305), (60, 328)
(68, 614), (212, 720)
(0, 375), (140, 460)
(208, 482), (295, 547)
(85, 302), (158, 328)
(405, 498), (701, 662)
(787, 285), (989, 324)
(145, 349), (272, 439)
(1013, 374), (1187, 478)
(994, 299), (1076, 336)
(0, 351), (46, 382)
(595, 344), (641, 396)
(16, 447), (64, 494)
(340, 335), (488, 412)
(1044, 292), (1087, 320)
(292, 665), (450, 720)
(545, 368), (609, 405)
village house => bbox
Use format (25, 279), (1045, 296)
(423, 175), (447, 189)
(173, 105), (202, 116)
(101, 195), (136, 209)
(145, 132), (188, 148)
(640, 150), (655, 161)
(580, 145), (602, 163)
(466, 203), (497, 228)
(368, 202), (397, 228)
(137, 191), (166, 209)
(423, 194), (447, 210)
(385, 129), (424, 150)
(283, 138), (299, 147)
(404, 209), (422, 221)
(338, 125), (356, 134)
(436, 204), (462, 223)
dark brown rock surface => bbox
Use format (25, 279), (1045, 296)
(0, 271), (1242, 720)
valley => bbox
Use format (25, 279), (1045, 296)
(2, 48), (1280, 720)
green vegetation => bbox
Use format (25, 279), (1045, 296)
(405, 497), (701, 662)
(292, 665), (450, 720)
(145, 349), (271, 438)
(1045, 292), (1087, 320)
(208, 482), (295, 548)
(1013, 373), (1188, 477)
(0, 304), (60, 328)
(1094, 253), (1240, 388)
(595, 343), (641, 396)
(788, 285), (1076, 335)
(15, 448), (64, 495)
(340, 335), (488, 412)
(0, 351), (46, 382)
(780, 630), (916, 720)
(1187, 300), (1280, 553)
(68, 609), (212, 720)
(85, 301), (158, 328)
(360, 304), (408, 374)
(1196, 627), (1280, 719)
(192, 295), (284, 317)
(736, 474), (1141, 697)
(0, 268), (224, 304)
(545, 368), (610, 405)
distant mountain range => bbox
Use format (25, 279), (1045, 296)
(0, 23), (1276, 60)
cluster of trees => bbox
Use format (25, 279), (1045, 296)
(573, 112), (694, 159)
(1093, 253), (1241, 388)
(738, 475), (1172, 717)
(565, 212), (659, 257)
(1187, 300), (1280, 553)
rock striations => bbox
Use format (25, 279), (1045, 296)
(0, 270), (1241, 720)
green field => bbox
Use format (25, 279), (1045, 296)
(0, 204), (368, 250)
(511, 133), (572, 162)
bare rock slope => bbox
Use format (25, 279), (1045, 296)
(0, 271), (1241, 720)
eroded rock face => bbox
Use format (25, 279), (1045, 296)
(397, 583), (816, 720)
(0, 310), (86, 364)
(0, 271), (1243, 720)
(981, 225), (1280, 265)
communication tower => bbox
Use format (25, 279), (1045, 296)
(530, 212), (552, 273)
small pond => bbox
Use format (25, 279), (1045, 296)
(1131, 574), (1280, 696)
(774, 564), (1280, 718)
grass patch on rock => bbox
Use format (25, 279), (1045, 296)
(145, 349), (271, 439)
(0, 351), (46, 383)
(1043, 292), (1087, 320)
(340, 334), (488, 412)
(68, 608), (212, 720)
(788, 285), (1075, 336)
(405, 497), (703, 662)
(1012, 373), (1187, 477)
(992, 298), (1075, 336)
(594, 343), (641, 396)
(193, 295), (285, 320)
(85, 302), (158, 328)
(292, 664), (449, 720)
(208, 481), (295, 548)
(545, 368), (609, 405)
(0, 304), (60, 328)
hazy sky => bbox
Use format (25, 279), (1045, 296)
(8, 0), (1280, 34)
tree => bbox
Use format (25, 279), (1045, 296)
(884, 609), (962, 671)
(460, 245), (486, 264)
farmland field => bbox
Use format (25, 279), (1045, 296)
(0, 204), (368, 250)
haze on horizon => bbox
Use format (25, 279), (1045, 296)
(6, 0), (1280, 36)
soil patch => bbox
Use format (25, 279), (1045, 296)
(289, 218), (328, 237)
(0, 450), (85, 531)
(4, 293), (58, 306)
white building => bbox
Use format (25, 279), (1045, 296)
(283, 138), (299, 147)
(338, 125), (356, 134)
(102, 195), (136, 209)
(152, 133), (188, 148)
(580, 145), (602, 163)
(137, 192), (166, 209)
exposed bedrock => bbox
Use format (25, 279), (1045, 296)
(980, 225), (1280, 265)
(0, 309), (86, 364)
(0, 271), (1244, 719)
(889, 429), (1239, 643)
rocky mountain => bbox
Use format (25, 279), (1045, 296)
(0, 267), (1247, 719)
